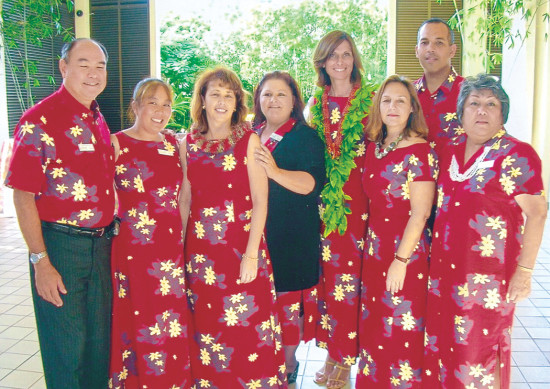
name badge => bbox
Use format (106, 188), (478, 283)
(78, 143), (95, 152)
(478, 160), (494, 169)
(270, 133), (283, 142)
(158, 149), (174, 156)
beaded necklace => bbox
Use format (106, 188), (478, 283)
(374, 133), (404, 159)
(190, 123), (249, 154)
(449, 128), (505, 182)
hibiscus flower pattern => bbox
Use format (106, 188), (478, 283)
(17, 121), (56, 159)
(389, 360), (422, 388)
(357, 349), (377, 381)
(44, 166), (100, 203)
(196, 332), (234, 373)
(255, 314), (282, 350)
(451, 273), (514, 316)
(219, 292), (259, 327)
(110, 133), (192, 386)
(113, 270), (130, 299)
(320, 238), (340, 266)
(365, 227), (381, 260)
(194, 202), (233, 244)
(455, 362), (496, 388)
(469, 213), (506, 263)
(453, 315), (474, 345)
(184, 130), (286, 386)
(237, 376), (283, 388)
(125, 201), (157, 245)
(64, 117), (97, 155)
(58, 206), (103, 226)
(185, 253), (227, 309)
(109, 338), (138, 387)
(330, 273), (359, 306)
(143, 350), (167, 376)
(148, 258), (186, 298)
(150, 185), (180, 214)
(381, 291), (423, 337)
(137, 309), (186, 345)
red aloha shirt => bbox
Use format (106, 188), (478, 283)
(415, 67), (465, 156)
(4, 85), (115, 227)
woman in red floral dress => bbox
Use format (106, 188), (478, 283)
(423, 74), (547, 388)
(110, 78), (192, 388)
(306, 30), (376, 389)
(356, 75), (437, 388)
(180, 67), (286, 388)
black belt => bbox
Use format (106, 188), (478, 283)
(41, 219), (119, 238)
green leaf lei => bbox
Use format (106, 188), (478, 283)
(310, 79), (375, 237)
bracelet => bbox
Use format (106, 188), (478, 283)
(394, 254), (409, 264)
(517, 264), (534, 273)
(242, 253), (258, 261)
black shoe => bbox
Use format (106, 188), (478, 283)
(287, 362), (299, 384)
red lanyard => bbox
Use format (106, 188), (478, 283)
(256, 118), (296, 152)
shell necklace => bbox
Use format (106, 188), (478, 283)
(375, 133), (404, 159)
(449, 146), (491, 182)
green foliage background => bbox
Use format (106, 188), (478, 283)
(160, 0), (387, 131)
(0, 0), (74, 110)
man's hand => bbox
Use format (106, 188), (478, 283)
(34, 259), (67, 307)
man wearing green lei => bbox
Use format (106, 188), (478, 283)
(306, 30), (376, 389)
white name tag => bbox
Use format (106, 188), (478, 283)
(78, 143), (95, 152)
(270, 133), (283, 142)
(478, 160), (495, 169)
(158, 149), (174, 156)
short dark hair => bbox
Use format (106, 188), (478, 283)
(417, 18), (455, 44)
(457, 74), (510, 124)
(61, 38), (109, 63)
(252, 71), (305, 127)
(312, 30), (363, 87)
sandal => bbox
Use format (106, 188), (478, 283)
(314, 360), (335, 385)
(326, 363), (350, 389)
(287, 361), (299, 384)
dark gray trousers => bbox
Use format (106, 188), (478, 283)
(31, 224), (112, 389)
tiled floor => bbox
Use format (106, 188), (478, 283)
(0, 215), (549, 389)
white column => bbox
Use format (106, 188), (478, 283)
(386, 0), (397, 76)
(0, 0), (10, 141)
(531, 0), (550, 193)
(150, 0), (160, 78)
(461, 0), (487, 76)
(74, 0), (91, 38)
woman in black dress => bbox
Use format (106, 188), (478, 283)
(253, 71), (326, 384)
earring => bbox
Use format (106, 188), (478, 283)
(202, 105), (205, 109)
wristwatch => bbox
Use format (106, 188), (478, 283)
(29, 250), (48, 264)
